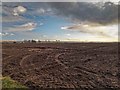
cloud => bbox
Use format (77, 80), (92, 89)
(13, 6), (27, 16)
(2, 4), (27, 16)
(2, 2), (118, 42)
(6, 22), (37, 32)
(2, 3), (44, 32)
(61, 23), (118, 38)
(39, 23), (44, 26)
(2, 5), (29, 22)
(2, 2), (118, 25)
(36, 8), (45, 14)
(49, 2), (118, 25)
(65, 33), (71, 36)
(2, 16), (27, 22)
(0, 32), (14, 36)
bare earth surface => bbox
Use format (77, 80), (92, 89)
(2, 42), (119, 89)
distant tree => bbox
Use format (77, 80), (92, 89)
(38, 40), (41, 43)
(13, 41), (16, 43)
(23, 40), (27, 43)
(28, 40), (31, 43)
(31, 40), (36, 43)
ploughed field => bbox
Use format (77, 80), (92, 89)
(2, 42), (119, 89)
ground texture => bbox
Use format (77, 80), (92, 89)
(2, 43), (120, 89)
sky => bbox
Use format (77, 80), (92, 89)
(1, 1), (119, 42)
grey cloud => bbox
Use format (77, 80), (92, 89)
(2, 16), (27, 22)
(2, 4), (27, 16)
(49, 2), (118, 24)
(2, 5), (29, 22)
(3, 2), (118, 24)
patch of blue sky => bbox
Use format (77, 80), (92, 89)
(34, 15), (74, 36)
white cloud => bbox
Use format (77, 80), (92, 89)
(6, 22), (37, 32)
(61, 23), (118, 38)
(0, 32), (14, 36)
(10, 33), (14, 36)
(13, 6), (27, 16)
(36, 8), (45, 14)
(39, 23), (44, 26)
(65, 34), (71, 36)
(61, 22), (118, 42)
(61, 26), (68, 30)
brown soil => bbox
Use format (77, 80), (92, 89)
(2, 42), (119, 89)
